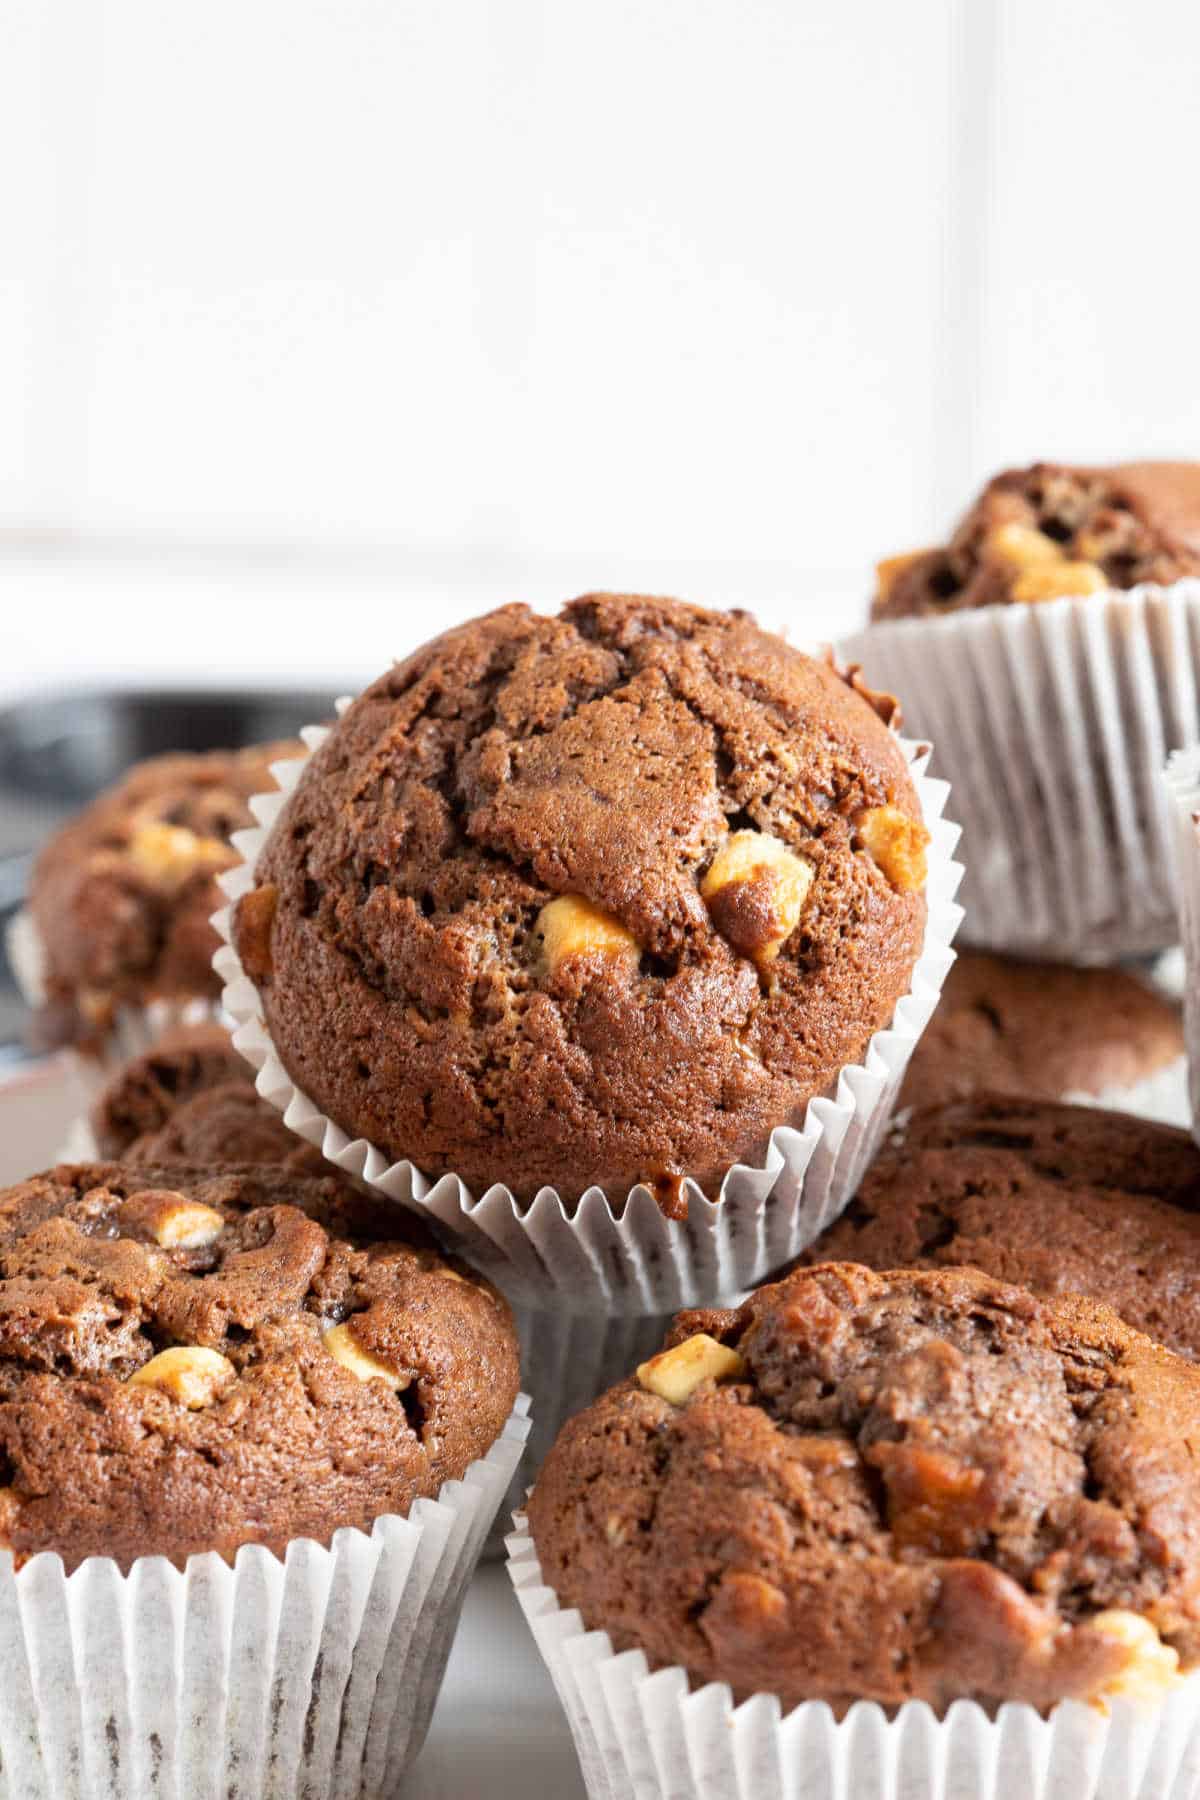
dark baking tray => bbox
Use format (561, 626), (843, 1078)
(0, 687), (333, 1059)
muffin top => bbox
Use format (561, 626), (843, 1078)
(898, 951), (1182, 1112)
(30, 743), (298, 1048)
(124, 1083), (329, 1173)
(873, 461), (1200, 621)
(233, 594), (929, 1208)
(0, 1161), (518, 1571)
(91, 1023), (254, 1156)
(801, 1097), (1200, 1358)
(528, 1262), (1200, 1713)
(93, 1024), (328, 1172)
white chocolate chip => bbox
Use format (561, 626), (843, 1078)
(128, 1346), (236, 1409)
(323, 1322), (409, 1389)
(637, 1332), (746, 1405)
(983, 523), (1065, 570)
(152, 1200), (225, 1250)
(855, 805), (929, 892)
(534, 895), (639, 979)
(1089, 1610), (1181, 1708)
(875, 548), (934, 601)
(701, 830), (814, 964)
(1011, 561), (1108, 604)
(127, 822), (232, 889)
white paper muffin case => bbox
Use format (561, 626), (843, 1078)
(6, 907), (225, 1095)
(0, 1394), (528, 1800)
(211, 722), (963, 1314)
(1165, 750), (1200, 1135)
(485, 1307), (671, 1558)
(506, 1516), (1200, 1800)
(840, 582), (1200, 962)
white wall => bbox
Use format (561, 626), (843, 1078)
(2, 0), (1199, 687)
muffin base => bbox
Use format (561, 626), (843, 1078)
(506, 1514), (1200, 1800)
(0, 1395), (529, 1800)
(213, 715), (963, 1313)
(840, 582), (1200, 962)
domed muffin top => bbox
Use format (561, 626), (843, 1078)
(0, 1161), (518, 1571)
(804, 1097), (1200, 1359)
(92, 1024), (328, 1172)
(873, 460), (1200, 620)
(31, 743), (298, 1047)
(898, 952), (1182, 1113)
(234, 594), (928, 1207)
(528, 1262), (1200, 1713)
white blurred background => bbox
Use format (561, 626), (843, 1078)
(3, 0), (1199, 694)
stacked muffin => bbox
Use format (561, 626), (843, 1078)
(213, 592), (962, 1539)
(24, 564), (1200, 1800)
(502, 537), (1200, 1792)
(3, 760), (529, 1796)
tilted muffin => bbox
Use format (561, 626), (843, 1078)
(92, 1023), (327, 1170)
(528, 1262), (1200, 1713)
(231, 594), (930, 1207)
(898, 951), (1183, 1113)
(873, 460), (1200, 621)
(28, 742), (298, 1049)
(0, 1160), (519, 1571)
(799, 1097), (1200, 1358)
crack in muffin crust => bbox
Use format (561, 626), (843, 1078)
(528, 1263), (1200, 1713)
(0, 1162), (519, 1571)
(234, 595), (928, 1207)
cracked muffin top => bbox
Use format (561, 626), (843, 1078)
(872, 461), (1200, 620)
(528, 1262), (1200, 1713)
(898, 952), (1182, 1112)
(799, 1097), (1200, 1360)
(30, 743), (299, 1049)
(0, 1161), (519, 1571)
(232, 594), (929, 1209)
(92, 1024), (327, 1172)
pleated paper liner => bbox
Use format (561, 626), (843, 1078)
(840, 582), (1200, 962)
(484, 1307), (669, 1559)
(506, 1514), (1200, 1800)
(1164, 749), (1200, 1134)
(0, 1395), (528, 1800)
(212, 720), (964, 1314)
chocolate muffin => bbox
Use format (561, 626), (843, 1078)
(29, 742), (298, 1048)
(528, 1263), (1200, 1713)
(92, 1023), (327, 1171)
(898, 952), (1183, 1112)
(0, 1160), (519, 1571)
(800, 1097), (1200, 1358)
(91, 1022), (253, 1155)
(873, 461), (1200, 621)
(232, 594), (929, 1207)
